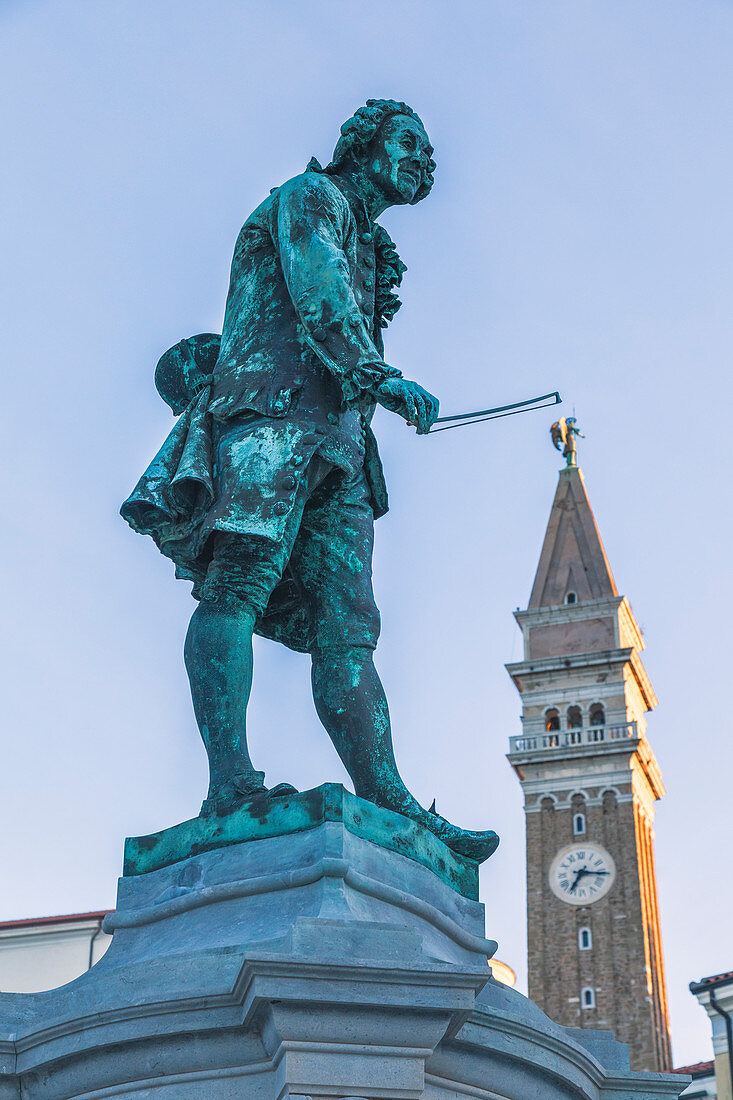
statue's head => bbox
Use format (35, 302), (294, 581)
(327, 99), (435, 206)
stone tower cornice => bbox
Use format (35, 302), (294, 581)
(506, 645), (658, 714)
(514, 594), (646, 654)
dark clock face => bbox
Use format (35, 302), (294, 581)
(549, 842), (616, 905)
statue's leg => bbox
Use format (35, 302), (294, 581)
(294, 469), (499, 861)
(184, 596), (262, 803)
(186, 531), (299, 814)
(310, 644), (414, 807)
(289, 470), (405, 802)
(311, 645), (498, 861)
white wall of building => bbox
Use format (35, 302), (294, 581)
(0, 914), (111, 993)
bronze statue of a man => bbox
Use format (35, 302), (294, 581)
(122, 99), (498, 862)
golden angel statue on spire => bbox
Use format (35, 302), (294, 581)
(550, 416), (584, 467)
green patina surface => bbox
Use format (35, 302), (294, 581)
(123, 783), (478, 900)
(118, 99), (499, 866)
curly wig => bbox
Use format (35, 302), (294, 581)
(325, 98), (435, 203)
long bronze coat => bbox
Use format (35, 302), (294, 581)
(121, 168), (406, 650)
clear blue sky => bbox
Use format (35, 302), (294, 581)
(1, 0), (731, 1067)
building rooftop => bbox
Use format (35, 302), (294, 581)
(690, 971), (733, 994)
(671, 1061), (715, 1079)
(0, 911), (110, 931)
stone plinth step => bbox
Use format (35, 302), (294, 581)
(123, 783), (479, 899)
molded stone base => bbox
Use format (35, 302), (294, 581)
(0, 792), (688, 1099)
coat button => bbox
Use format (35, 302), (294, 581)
(364, 278), (374, 290)
(360, 232), (373, 244)
(282, 474), (297, 489)
(273, 501), (289, 516)
(311, 327), (326, 342)
(364, 254), (374, 268)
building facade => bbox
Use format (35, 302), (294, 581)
(506, 459), (672, 1071)
(690, 972), (733, 1100)
(0, 912), (111, 993)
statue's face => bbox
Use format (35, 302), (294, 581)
(365, 114), (433, 206)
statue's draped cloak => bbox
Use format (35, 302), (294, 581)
(121, 170), (406, 652)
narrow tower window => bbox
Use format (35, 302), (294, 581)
(545, 708), (560, 732)
(567, 705), (583, 728)
(573, 812), (586, 836)
(563, 704), (581, 739)
(578, 926), (592, 950)
(565, 592), (577, 604)
(567, 706), (583, 744)
(589, 704), (606, 728)
(581, 987), (595, 1009)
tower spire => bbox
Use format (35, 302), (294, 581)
(528, 462), (617, 609)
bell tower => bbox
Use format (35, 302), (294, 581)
(506, 426), (672, 1072)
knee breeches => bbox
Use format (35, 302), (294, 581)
(198, 458), (381, 653)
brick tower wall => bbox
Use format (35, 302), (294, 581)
(525, 785), (671, 1072)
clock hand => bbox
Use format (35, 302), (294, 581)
(575, 866), (601, 885)
(576, 866), (610, 894)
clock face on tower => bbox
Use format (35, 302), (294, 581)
(549, 842), (616, 905)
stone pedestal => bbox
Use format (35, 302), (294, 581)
(0, 785), (687, 1099)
